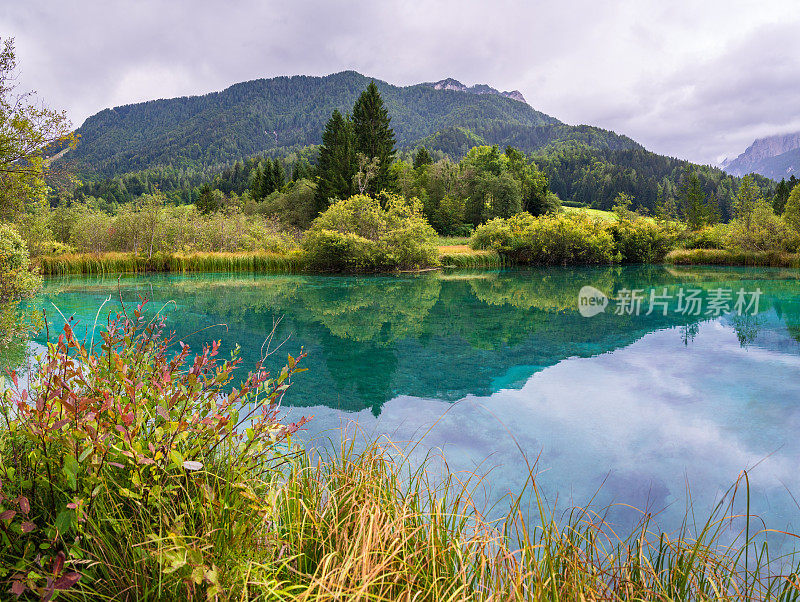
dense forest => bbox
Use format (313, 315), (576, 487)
(49, 70), (777, 219)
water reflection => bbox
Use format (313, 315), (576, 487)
(23, 266), (800, 534)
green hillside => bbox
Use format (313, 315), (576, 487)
(64, 71), (648, 178)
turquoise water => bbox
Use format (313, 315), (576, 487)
(22, 266), (800, 536)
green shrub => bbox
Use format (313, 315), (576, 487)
(725, 200), (791, 252)
(608, 218), (679, 263)
(303, 194), (438, 271)
(682, 224), (727, 250)
(0, 225), (42, 348)
(471, 212), (618, 265)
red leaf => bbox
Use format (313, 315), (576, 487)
(0, 510), (16, 521)
(10, 579), (25, 595)
(53, 572), (80, 590)
(21, 521), (35, 533)
(17, 496), (29, 514)
(156, 405), (170, 421)
(52, 551), (65, 576)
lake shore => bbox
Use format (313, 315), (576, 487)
(34, 246), (800, 276)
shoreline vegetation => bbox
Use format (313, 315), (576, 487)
(3, 309), (800, 600)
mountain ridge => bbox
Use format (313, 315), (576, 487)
(426, 77), (527, 103)
(64, 70), (647, 178)
(723, 131), (800, 179)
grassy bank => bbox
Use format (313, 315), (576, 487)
(34, 251), (312, 276)
(666, 248), (800, 268)
(3, 309), (800, 600)
(34, 247), (506, 276)
(439, 245), (506, 269)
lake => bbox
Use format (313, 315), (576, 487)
(21, 265), (800, 538)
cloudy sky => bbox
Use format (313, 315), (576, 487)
(3, 0), (799, 164)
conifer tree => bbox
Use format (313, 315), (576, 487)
(314, 109), (356, 212)
(250, 164), (264, 200)
(352, 82), (396, 194)
(679, 170), (709, 230)
(413, 146), (432, 169)
(271, 159), (286, 191)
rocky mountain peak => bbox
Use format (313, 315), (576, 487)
(427, 78), (527, 104)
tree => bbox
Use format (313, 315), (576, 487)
(734, 174), (761, 231)
(271, 159), (286, 191)
(352, 82), (396, 194)
(0, 38), (73, 220)
(197, 184), (220, 214)
(774, 178), (791, 214)
(314, 109), (355, 212)
(678, 170), (709, 230)
(413, 146), (432, 169)
(784, 183), (800, 232)
(250, 164), (264, 200)
(504, 147), (551, 215)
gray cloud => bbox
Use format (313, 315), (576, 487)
(2, 0), (799, 164)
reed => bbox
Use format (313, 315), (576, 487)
(666, 249), (800, 268)
(440, 250), (506, 269)
(34, 251), (308, 276)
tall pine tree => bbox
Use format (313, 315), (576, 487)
(352, 82), (396, 195)
(314, 109), (356, 212)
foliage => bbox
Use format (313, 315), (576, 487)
(0, 304), (309, 599)
(302, 194), (438, 271)
(0, 38), (74, 221)
(0, 224), (41, 350)
(313, 109), (355, 212)
(784, 182), (800, 233)
(725, 199), (796, 252)
(471, 211), (678, 265)
(16, 200), (297, 256)
(351, 82), (397, 194)
(471, 212), (618, 265)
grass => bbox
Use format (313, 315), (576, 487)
(34, 248), (504, 276)
(666, 249), (800, 268)
(35, 251), (307, 276)
(435, 235), (472, 246)
(440, 247), (506, 269)
(562, 205), (618, 222)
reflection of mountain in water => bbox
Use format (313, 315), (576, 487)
(32, 266), (800, 415)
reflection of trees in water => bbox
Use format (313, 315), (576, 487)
(33, 268), (800, 415)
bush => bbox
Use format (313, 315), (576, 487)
(0, 225), (41, 347)
(302, 194), (438, 271)
(0, 304), (308, 598)
(682, 225), (727, 250)
(471, 212), (618, 265)
(725, 200), (792, 252)
(607, 218), (679, 263)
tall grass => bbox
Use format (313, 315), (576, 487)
(258, 436), (800, 601)
(440, 250), (506, 269)
(34, 251), (307, 276)
(666, 249), (800, 268)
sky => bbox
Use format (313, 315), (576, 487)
(3, 0), (800, 165)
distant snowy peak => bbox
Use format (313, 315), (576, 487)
(427, 78), (527, 104)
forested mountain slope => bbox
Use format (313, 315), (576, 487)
(64, 70), (641, 177)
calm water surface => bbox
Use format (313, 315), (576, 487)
(22, 266), (800, 536)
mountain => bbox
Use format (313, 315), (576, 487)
(63, 70), (639, 178)
(426, 78), (527, 103)
(723, 132), (800, 179)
